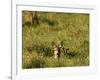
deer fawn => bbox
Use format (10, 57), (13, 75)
(52, 41), (71, 59)
(52, 41), (63, 59)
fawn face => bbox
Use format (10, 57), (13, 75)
(52, 42), (62, 59)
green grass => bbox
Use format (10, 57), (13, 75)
(22, 11), (89, 69)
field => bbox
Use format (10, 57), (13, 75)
(22, 11), (89, 69)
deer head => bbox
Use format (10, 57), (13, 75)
(51, 41), (63, 59)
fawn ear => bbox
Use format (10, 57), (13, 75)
(59, 41), (64, 47)
(51, 41), (55, 47)
(51, 41), (56, 47)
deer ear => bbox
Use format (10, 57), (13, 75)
(60, 41), (64, 46)
(51, 41), (55, 47)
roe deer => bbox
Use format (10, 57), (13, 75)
(52, 42), (62, 59)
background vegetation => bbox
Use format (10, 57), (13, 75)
(22, 11), (89, 69)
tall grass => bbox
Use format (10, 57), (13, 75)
(22, 11), (89, 69)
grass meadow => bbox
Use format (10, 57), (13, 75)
(22, 11), (89, 69)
